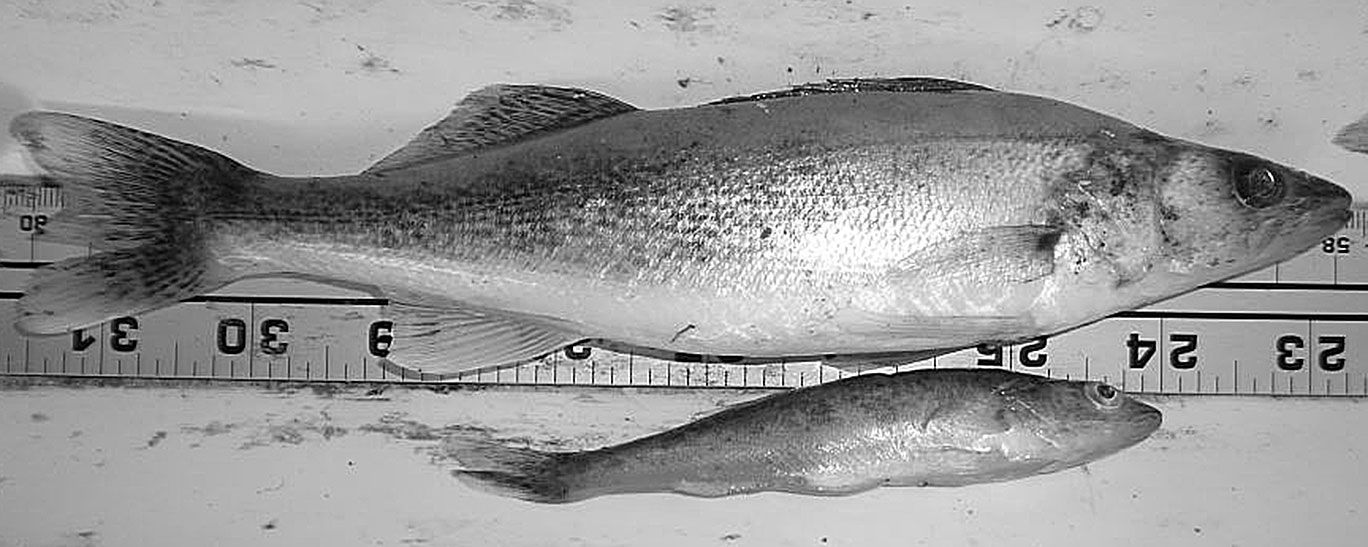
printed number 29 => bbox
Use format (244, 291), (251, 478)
(1127, 332), (1198, 370)
(1276, 334), (1347, 372)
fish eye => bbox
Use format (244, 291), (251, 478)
(1085, 382), (1123, 409)
(1233, 163), (1286, 209)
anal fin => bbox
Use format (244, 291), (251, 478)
(377, 297), (587, 380)
(834, 308), (1028, 343)
(821, 348), (959, 373)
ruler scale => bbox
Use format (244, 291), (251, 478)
(3, 179), (1367, 395)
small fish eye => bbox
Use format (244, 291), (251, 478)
(1086, 382), (1122, 408)
(1233, 164), (1286, 209)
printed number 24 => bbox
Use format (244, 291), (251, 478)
(1127, 332), (1198, 369)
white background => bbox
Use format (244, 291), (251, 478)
(2, 1), (1368, 546)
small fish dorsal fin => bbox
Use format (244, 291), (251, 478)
(364, 84), (639, 174)
(709, 77), (995, 105)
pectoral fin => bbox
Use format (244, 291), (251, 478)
(894, 225), (1060, 285)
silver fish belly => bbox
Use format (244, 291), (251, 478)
(444, 368), (1163, 503)
(8, 78), (1352, 374)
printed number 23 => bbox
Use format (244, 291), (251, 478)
(1276, 334), (1347, 372)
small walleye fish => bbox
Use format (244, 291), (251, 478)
(6, 77), (1351, 375)
(1333, 113), (1368, 154)
(445, 368), (1162, 503)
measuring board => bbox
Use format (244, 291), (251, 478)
(3, 177), (1366, 395)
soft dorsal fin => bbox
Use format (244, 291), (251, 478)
(709, 77), (995, 106)
(364, 84), (639, 174)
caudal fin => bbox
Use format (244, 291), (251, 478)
(443, 435), (579, 503)
(9, 112), (258, 334)
(1333, 113), (1368, 154)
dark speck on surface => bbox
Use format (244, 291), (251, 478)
(30, 413), (49, 422)
(721, 533), (742, 541)
(355, 44), (400, 74)
(1046, 6), (1103, 32)
(231, 58), (278, 70)
(262, 519), (278, 531)
(146, 431), (168, 448)
(659, 5), (714, 32)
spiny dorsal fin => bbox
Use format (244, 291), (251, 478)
(364, 84), (639, 174)
(709, 77), (995, 106)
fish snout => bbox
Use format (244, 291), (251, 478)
(1295, 173), (1353, 225)
(1122, 399), (1163, 442)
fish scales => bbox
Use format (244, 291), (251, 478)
(215, 140), (1080, 290)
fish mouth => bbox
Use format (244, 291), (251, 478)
(1257, 174), (1352, 262)
(1298, 173), (1353, 230)
(1125, 405), (1164, 444)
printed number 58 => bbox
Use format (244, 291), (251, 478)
(1323, 236), (1351, 254)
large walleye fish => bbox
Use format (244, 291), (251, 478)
(6, 77), (1352, 375)
(445, 368), (1162, 503)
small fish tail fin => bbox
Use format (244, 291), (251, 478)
(1333, 112), (1368, 154)
(444, 435), (578, 503)
(9, 112), (259, 334)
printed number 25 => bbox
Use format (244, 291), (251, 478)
(976, 338), (1048, 367)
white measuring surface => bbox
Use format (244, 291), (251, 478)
(3, 177), (1366, 395)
